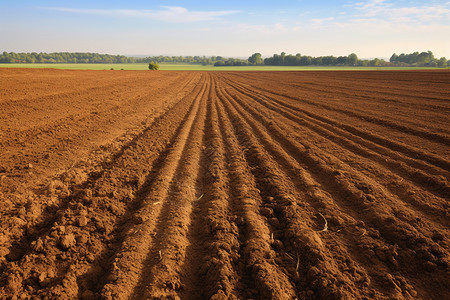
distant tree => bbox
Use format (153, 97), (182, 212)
(322, 56), (337, 65)
(390, 53), (398, 63)
(369, 58), (381, 66)
(437, 57), (448, 68)
(148, 61), (159, 70)
(416, 51), (433, 66)
(358, 59), (369, 67)
(312, 57), (323, 65)
(281, 52), (286, 65)
(336, 56), (347, 65)
(285, 54), (298, 66)
(263, 57), (273, 65)
(299, 56), (312, 65)
(273, 54), (282, 65)
(213, 58), (248, 66)
(248, 53), (263, 65)
(391, 51), (436, 66)
(347, 53), (358, 66)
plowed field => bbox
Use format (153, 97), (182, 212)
(0, 69), (449, 299)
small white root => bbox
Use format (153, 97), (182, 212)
(318, 213), (328, 232)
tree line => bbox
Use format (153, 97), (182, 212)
(389, 51), (448, 67)
(135, 55), (224, 65)
(213, 58), (249, 66)
(1, 50), (448, 67)
(0, 52), (134, 64)
(0, 51), (246, 66)
(0, 52), (226, 65)
(239, 51), (448, 67)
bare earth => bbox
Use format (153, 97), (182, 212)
(0, 68), (449, 299)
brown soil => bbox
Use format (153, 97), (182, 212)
(0, 69), (449, 299)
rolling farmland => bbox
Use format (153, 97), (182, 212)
(0, 68), (449, 299)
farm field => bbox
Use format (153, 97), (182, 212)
(0, 63), (444, 71)
(0, 68), (449, 299)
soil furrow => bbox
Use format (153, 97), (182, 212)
(214, 77), (298, 299)
(221, 76), (448, 242)
(99, 76), (208, 299)
(180, 78), (243, 299)
(232, 71), (450, 108)
(216, 78), (403, 299)
(282, 79), (450, 120)
(0, 72), (201, 250)
(219, 84), (379, 299)
(225, 75), (449, 178)
(136, 75), (208, 299)
(1, 73), (201, 259)
(0, 73), (205, 299)
(218, 78), (449, 299)
(221, 77), (449, 222)
(219, 79), (449, 297)
(220, 74), (450, 171)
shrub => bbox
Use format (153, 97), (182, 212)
(148, 61), (159, 70)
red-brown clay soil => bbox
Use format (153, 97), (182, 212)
(0, 69), (449, 299)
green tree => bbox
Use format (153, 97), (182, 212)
(417, 51), (433, 66)
(248, 53), (263, 65)
(148, 61), (159, 70)
(369, 58), (380, 66)
(390, 53), (399, 63)
(347, 53), (358, 66)
(336, 56), (347, 65)
(437, 57), (448, 68)
(281, 52), (286, 65)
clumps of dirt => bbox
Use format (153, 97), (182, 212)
(60, 233), (77, 250)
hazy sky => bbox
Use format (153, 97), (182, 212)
(1, 0), (449, 58)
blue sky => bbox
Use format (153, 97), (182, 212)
(1, 0), (449, 58)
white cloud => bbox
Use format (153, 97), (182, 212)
(352, 0), (450, 24)
(293, 0), (450, 33)
(233, 1), (450, 36)
(311, 17), (335, 25)
(354, 0), (390, 10)
(46, 6), (240, 23)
